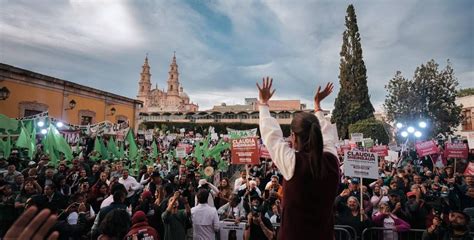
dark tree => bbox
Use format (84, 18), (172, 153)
(384, 59), (462, 137)
(332, 4), (375, 139)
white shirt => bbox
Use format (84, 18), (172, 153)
(259, 105), (338, 181)
(233, 177), (245, 192)
(119, 176), (142, 198)
(191, 203), (220, 240)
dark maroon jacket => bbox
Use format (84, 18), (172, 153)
(279, 152), (340, 240)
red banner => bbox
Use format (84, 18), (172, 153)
(464, 162), (474, 176)
(338, 145), (351, 155)
(177, 143), (192, 154)
(415, 140), (439, 157)
(371, 145), (388, 157)
(231, 137), (259, 165)
(444, 143), (468, 159)
(259, 145), (271, 159)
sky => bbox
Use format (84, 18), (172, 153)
(1, 0), (473, 111)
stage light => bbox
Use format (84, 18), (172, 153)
(40, 129), (47, 135)
(56, 122), (64, 128)
(407, 127), (415, 133)
(396, 123), (403, 129)
(414, 131), (422, 138)
(37, 121), (45, 127)
(401, 131), (409, 138)
(419, 121), (427, 128)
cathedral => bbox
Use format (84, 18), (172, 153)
(137, 53), (199, 113)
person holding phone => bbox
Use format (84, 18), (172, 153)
(257, 77), (340, 239)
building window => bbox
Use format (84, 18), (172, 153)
(81, 116), (93, 125)
(18, 101), (48, 118)
(78, 110), (96, 125)
(170, 85), (173, 91)
(115, 115), (128, 124)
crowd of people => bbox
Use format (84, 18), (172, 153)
(0, 79), (473, 240)
(0, 134), (473, 240)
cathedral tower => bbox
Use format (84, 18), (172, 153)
(137, 55), (152, 105)
(167, 52), (180, 96)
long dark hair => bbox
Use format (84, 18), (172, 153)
(291, 112), (325, 179)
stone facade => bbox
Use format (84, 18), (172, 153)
(455, 95), (474, 136)
(137, 54), (198, 113)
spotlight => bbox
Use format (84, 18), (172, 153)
(56, 122), (64, 128)
(407, 127), (415, 133)
(419, 121), (427, 128)
(396, 123), (403, 129)
(37, 121), (45, 127)
(401, 131), (409, 138)
(414, 131), (422, 138)
(40, 129), (47, 135)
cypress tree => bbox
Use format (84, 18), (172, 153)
(332, 4), (374, 139)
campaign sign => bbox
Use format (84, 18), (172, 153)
(231, 137), (259, 165)
(371, 145), (388, 157)
(415, 140), (439, 157)
(259, 144), (271, 159)
(219, 221), (245, 240)
(343, 151), (379, 179)
(444, 143), (468, 159)
(468, 132), (474, 150)
(351, 133), (364, 142)
(176, 146), (187, 158)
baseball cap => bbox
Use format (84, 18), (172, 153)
(350, 178), (360, 184)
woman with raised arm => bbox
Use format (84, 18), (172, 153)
(257, 77), (340, 239)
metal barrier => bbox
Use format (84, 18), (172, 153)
(270, 224), (356, 240)
(362, 227), (425, 240)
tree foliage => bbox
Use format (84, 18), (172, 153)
(458, 88), (474, 97)
(348, 118), (390, 145)
(332, 4), (375, 139)
(384, 59), (462, 137)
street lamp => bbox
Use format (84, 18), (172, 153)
(65, 100), (76, 110)
(107, 107), (116, 116)
(414, 131), (422, 138)
(407, 127), (415, 133)
(56, 122), (64, 128)
(396, 123), (403, 129)
(418, 121), (427, 128)
(401, 131), (409, 138)
(0, 87), (10, 100)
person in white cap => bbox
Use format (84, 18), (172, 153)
(194, 179), (220, 207)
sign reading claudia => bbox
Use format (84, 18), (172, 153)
(231, 137), (259, 165)
(343, 151), (379, 179)
(415, 140), (439, 157)
(444, 143), (468, 159)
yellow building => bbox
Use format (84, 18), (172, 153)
(0, 63), (142, 128)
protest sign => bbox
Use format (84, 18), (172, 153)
(60, 130), (81, 144)
(259, 144), (271, 159)
(363, 138), (374, 148)
(176, 146), (187, 158)
(444, 143), (468, 159)
(231, 137), (259, 165)
(227, 128), (258, 138)
(351, 133), (364, 142)
(144, 130), (153, 141)
(219, 221), (245, 240)
(343, 151), (379, 179)
(371, 145), (388, 157)
(415, 140), (439, 157)
(385, 150), (399, 162)
(211, 133), (219, 141)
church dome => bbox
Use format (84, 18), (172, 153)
(179, 91), (190, 100)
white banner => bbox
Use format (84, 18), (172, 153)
(176, 146), (187, 158)
(343, 151), (378, 179)
(350, 133), (364, 142)
(219, 221), (245, 240)
(227, 128), (258, 138)
(144, 130), (153, 141)
(468, 132), (474, 150)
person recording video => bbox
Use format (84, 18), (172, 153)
(243, 195), (275, 240)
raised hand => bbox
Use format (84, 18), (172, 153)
(4, 206), (59, 240)
(314, 82), (334, 111)
(256, 76), (276, 105)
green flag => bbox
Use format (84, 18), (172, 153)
(94, 137), (101, 155)
(44, 127), (58, 166)
(107, 137), (118, 159)
(151, 140), (159, 159)
(99, 138), (108, 159)
(52, 126), (73, 161)
(28, 127), (36, 160)
(117, 141), (125, 159)
(0, 114), (19, 132)
(16, 127), (31, 149)
(126, 130), (138, 160)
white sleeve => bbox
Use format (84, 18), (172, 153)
(315, 111), (339, 157)
(259, 105), (295, 181)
